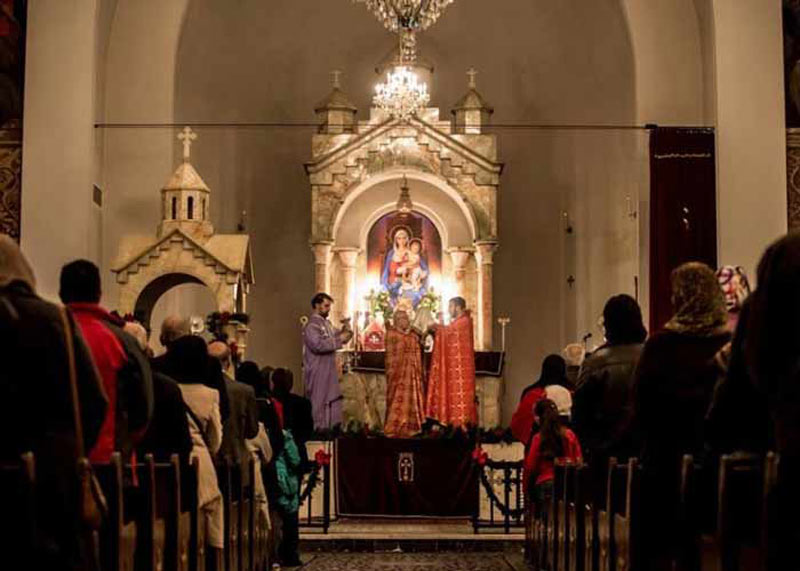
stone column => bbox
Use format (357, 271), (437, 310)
(311, 241), (333, 295)
(336, 247), (360, 320)
(448, 247), (473, 299)
(474, 241), (498, 351)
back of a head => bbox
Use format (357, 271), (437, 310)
(544, 385), (573, 419)
(0, 234), (35, 290)
(450, 296), (467, 310)
(166, 335), (209, 383)
(272, 367), (294, 397)
(236, 360), (262, 389)
(123, 321), (149, 352)
(534, 398), (565, 459)
(603, 294), (647, 346)
(160, 315), (191, 348)
(747, 232), (800, 390)
(539, 354), (567, 386)
(59, 259), (101, 304)
(207, 340), (231, 367)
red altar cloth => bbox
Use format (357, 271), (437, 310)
(425, 313), (477, 428)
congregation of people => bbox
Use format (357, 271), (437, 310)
(511, 241), (800, 569)
(0, 235), (312, 570)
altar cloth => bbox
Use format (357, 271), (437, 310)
(335, 438), (478, 517)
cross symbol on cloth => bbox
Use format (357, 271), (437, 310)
(467, 68), (478, 89)
(178, 126), (197, 162)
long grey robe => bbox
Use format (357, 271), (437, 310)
(303, 314), (344, 429)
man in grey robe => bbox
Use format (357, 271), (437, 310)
(303, 293), (353, 430)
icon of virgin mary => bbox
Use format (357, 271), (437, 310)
(381, 227), (430, 309)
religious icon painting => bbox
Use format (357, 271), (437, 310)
(367, 210), (442, 311)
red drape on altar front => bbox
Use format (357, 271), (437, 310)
(425, 313), (477, 428)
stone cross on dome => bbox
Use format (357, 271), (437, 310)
(331, 69), (342, 89)
(467, 68), (478, 89)
(178, 126), (197, 162)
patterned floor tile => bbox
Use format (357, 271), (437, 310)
(296, 552), (525, 570)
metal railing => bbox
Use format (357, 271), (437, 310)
(473, 460), (525, 534)
(298, 462), (333, 533)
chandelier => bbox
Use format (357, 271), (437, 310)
(353, 0), (455, 33)
(374, 63), (430, 121)
(396, 175), (414, 213)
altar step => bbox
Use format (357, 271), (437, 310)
(300, 518), (524, 554)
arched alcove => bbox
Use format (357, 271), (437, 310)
(138, 274), (218, 353)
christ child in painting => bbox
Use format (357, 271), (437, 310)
(401, 239), (428, 291)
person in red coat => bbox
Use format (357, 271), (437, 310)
(511, 354), (572, 449)
(60, 260), (153, 463)
(523, 399), (582, 509)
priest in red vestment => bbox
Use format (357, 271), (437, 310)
(384, 310), (426, 438)
(425, 297), (477, 429)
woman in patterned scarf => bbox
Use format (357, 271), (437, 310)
(633, 262), (732, 569)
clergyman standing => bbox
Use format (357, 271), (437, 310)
(302, 293), (353, 430)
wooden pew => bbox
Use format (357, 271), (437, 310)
(611, 459), (639, 571)
(717, 452), (762, 571)
(0, 452), (36, 562)
(581, 463), (597, 571)
(131, 454), (167, 571)
(145, 454), (192, 571)
(95, 452), (137, 571)
(187, 457), (206, 571)
(247, 459), (266, 571)
(596, 458), (616, 571)
(567, 463), (588, 571)
(760, 452), (779, 571)
(219, 459), (241, 571)
(554, 460), (567, 571)
(240, 457), (253, 571)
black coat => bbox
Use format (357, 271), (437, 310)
(136, 371), (193, 464)
(573, 343), (643, 462)
(0, 282), (107, 570)
(277, 392), (314, 467)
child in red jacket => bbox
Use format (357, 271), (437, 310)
(523, 398), (582, 515)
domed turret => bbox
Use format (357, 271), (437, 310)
(452, 69), (494, 134)
(314, 71), (358, 134)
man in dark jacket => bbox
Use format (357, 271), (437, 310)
(0, 236), (107, 571)
(208, 341), (259, 478)
(60, 260), (153, 463)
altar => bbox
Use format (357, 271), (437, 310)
(305, 56), (506, 432)
(340, 351), (505, 429)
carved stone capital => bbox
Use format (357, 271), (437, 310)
(310, 241), (334, 265)
(447, 247), (474, 270)
(474, 241), (498, 265)
(335, 246), (360, 269)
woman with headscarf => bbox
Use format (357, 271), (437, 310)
(511, 354), (573, 450)
(166, 335), (224, 560)
(573, 294), (646, 469)
(738, 233), (800, 567)
(0, 235), (107, 570)
(633, 262), (731, 570)
(715, 265), (751, 333)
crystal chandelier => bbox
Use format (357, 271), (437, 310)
(353, 0), (455, 33)
(374, 63), (430, 121)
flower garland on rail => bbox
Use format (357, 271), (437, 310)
(299, 449), (332, 504)
(472, 446), (525, 520)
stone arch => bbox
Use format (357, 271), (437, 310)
(333, 169), (478, 248)
(132, 271), (208, 329)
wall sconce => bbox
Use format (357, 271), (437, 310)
(625, 196), (638, 220)
(561, 210), (574, 234)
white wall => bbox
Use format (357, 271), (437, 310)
(713, 0), (787, 281)
(21, 0), (99, 301)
